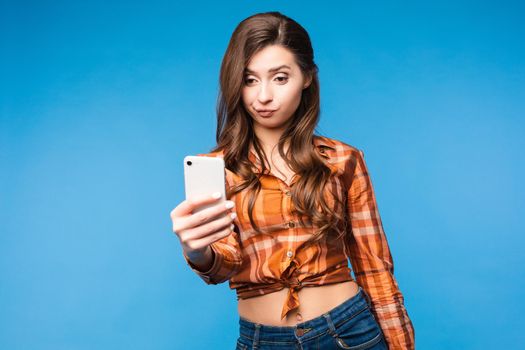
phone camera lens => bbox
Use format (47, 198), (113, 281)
(186, 160), (192, 166)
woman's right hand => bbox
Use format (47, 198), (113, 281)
(170, 193), (237, 257)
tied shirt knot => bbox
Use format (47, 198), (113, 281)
(280, 260), (304, 320)
(283, 277), (302, 288)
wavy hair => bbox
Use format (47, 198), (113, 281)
(210, 11), (345, 242)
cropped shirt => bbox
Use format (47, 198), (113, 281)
(182, 135), (415, 349)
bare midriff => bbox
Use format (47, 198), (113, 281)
(237, 280), (360, 326)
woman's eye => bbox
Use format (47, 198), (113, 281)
(243, 75), (288, 85)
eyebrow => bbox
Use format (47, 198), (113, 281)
(244, 64), (291, 75)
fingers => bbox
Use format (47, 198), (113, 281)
(180, 210), (237, 242)
(172, 198), (235, 232)
(170, 192), (224, 218)
(170, 190), (238, 248)
(182, 223), (236, 252)
(183, 198), (235, 230)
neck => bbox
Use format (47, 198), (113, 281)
(253, 126), (290, 155)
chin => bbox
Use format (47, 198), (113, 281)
(258, 119), (288, 129)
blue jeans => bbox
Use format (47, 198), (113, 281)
(235, 286), (388, 350)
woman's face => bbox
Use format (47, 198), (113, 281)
(242, 45), (311, 134)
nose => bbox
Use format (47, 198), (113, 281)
(256, 82), (273, 103)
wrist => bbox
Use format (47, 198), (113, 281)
(184, 245), (214, 271)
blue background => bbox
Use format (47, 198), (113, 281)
(1, 1), (523, 349)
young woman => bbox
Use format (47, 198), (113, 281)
(170, 11), (415, 350)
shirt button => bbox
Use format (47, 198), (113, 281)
(286, 250), (293, 258)
(284, 190), (291, 196)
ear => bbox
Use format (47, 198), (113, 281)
(303, 72), (313, 89)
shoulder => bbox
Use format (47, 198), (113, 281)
(314, 135), (363, 161)
(314, 135), (367, 189)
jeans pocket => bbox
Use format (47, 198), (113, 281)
(333, 306), (386, 350)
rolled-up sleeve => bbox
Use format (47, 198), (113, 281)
(182, 224), (243, 284)
(346, 149), (415, 350)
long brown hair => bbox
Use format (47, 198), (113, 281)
(210, 11), (345, 242)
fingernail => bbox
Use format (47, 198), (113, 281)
(230, 224), (235, 230)
(212, 192), (221, 199)
(225, 201), (235, 209)
(230, 212), (237, 220)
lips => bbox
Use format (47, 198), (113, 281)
(256, 109), (276, 117)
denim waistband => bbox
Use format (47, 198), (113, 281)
(238, 286), (370, 343)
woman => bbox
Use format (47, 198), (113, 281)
(170, 11), (415, 350)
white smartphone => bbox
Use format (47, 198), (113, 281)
(183, 155), (226, 215)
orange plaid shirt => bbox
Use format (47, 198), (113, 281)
(183, 135), (415, 349)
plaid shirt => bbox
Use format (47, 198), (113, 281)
(183, 135), (415, 349)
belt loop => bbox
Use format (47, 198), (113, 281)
(322, 312), (338, 337)
(253, 323), (260, 349)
